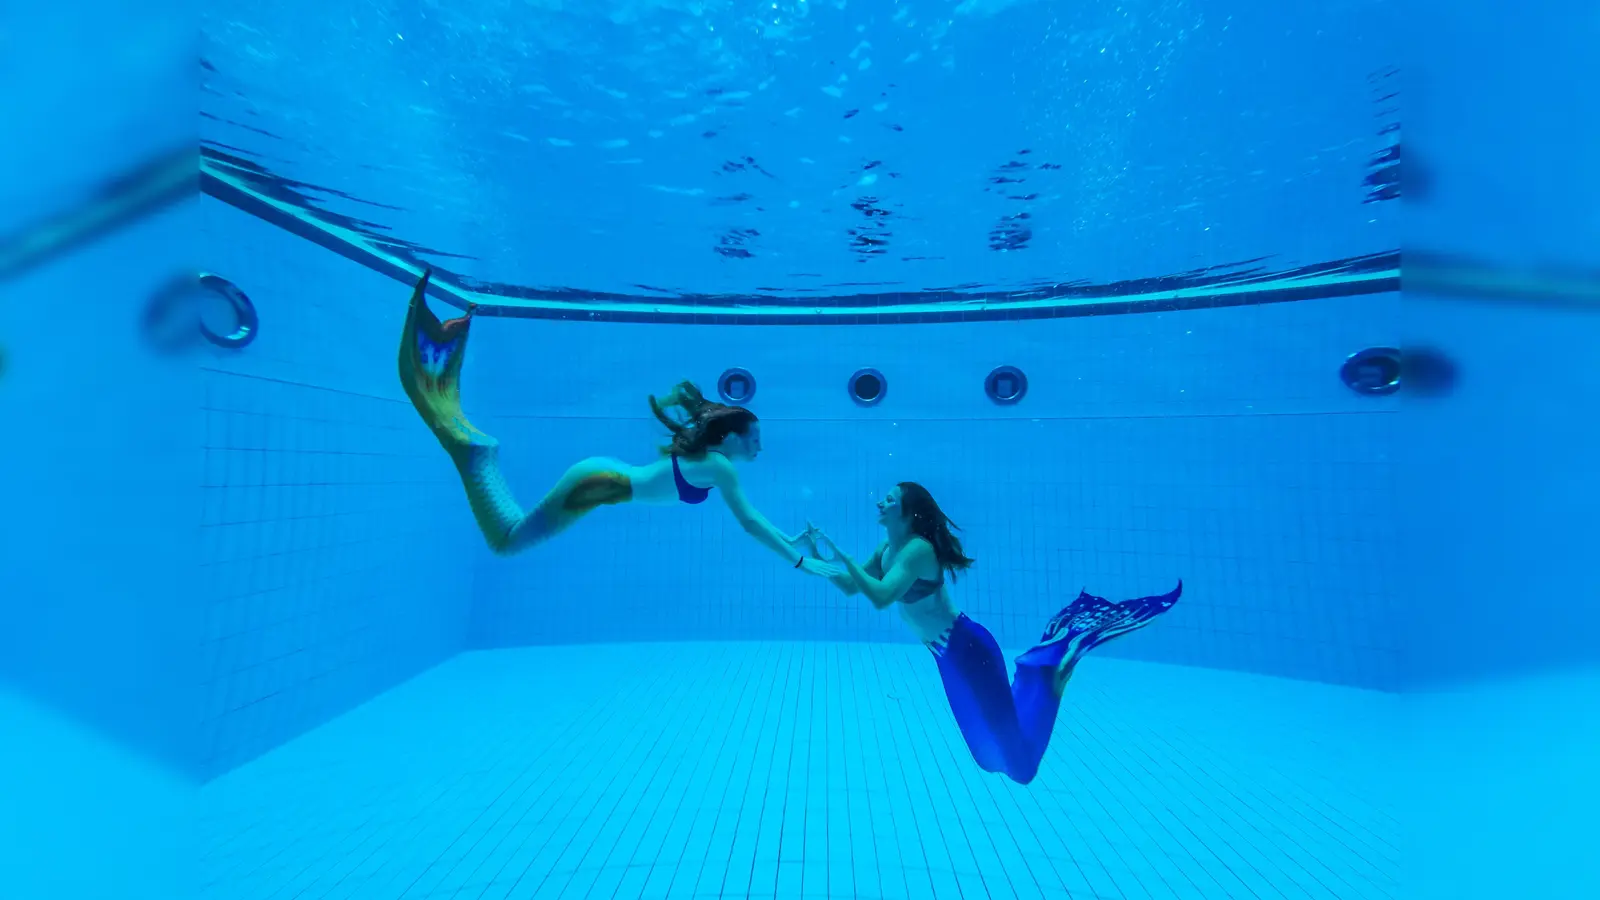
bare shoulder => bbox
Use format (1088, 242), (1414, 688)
(905, 537), (940, 573)
(882, 536), (934, 569)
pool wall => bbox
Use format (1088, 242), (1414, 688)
(461, 267), (1401, 693)
(191, 198), (478, 777)
(21, 190), (1595, 785)
(184, 195), (1401, 775)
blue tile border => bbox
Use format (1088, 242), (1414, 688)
(18, 144), (1600, 322)
(199, 148), (1403, 323)
(200, 165), (478, 313)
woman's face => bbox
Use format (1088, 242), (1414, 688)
(876, 485), (904, 525)
(725, 421), (762, 461)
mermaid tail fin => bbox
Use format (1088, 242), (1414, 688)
(397, 269), (492, 452)
(395, 270), (612, 556)
(1016, 581), (1183, 686)
(395, 270), (534, 552)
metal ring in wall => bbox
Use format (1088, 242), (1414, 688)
(197, 273), (259, 349)
(717, 367), (757, 405)
(984, 365), (1029, 405)
(848, 368), (887, 407)
(142, 271), (259, 353)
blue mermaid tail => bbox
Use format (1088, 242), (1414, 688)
(1015, 581), (1184, 676)
(931, 581), (1183, 785)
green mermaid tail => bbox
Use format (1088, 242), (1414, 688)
(397, 270), (630, 556)
(398, 269), (532, 553)
(397, 269), (494, 454)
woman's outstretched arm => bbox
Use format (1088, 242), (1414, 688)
(708, 457), (824, 570)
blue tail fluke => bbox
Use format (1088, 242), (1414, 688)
(1015, 580), (1183, 671)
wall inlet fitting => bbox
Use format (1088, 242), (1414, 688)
(1340, 347), (1401, 395)
(848, 368), (887, 407)
(717, 367), (756, 404)
(984, 365), (1029, 405)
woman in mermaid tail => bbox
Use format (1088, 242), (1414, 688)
(805, 483), (1182, 785)
(398, 269), (838, 573)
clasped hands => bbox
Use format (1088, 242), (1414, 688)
(787, 521), (851, 581)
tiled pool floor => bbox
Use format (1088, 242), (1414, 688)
(199, 643), (1399, 900)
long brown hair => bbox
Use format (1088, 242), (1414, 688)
(898, 481), (975, 580)
(648, 381), (758, 459)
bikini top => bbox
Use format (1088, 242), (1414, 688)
(671, 455), (713, 505)
(901, 572), (946, 604)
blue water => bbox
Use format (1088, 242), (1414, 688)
(196, 0), (1396, 303)
(3, 1), (1599, 899)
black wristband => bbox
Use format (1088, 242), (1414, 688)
(794, 556), (805, 568)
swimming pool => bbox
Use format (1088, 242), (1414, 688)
(183, 187), (1412, 899)
(4, 1), (1597, 899)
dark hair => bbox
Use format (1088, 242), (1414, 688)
(897, 481), (975, 580)
(648, 380), (758, 458)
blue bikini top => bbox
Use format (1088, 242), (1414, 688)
(671, 455), (713, 505)
(902, 573), (946, 604)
